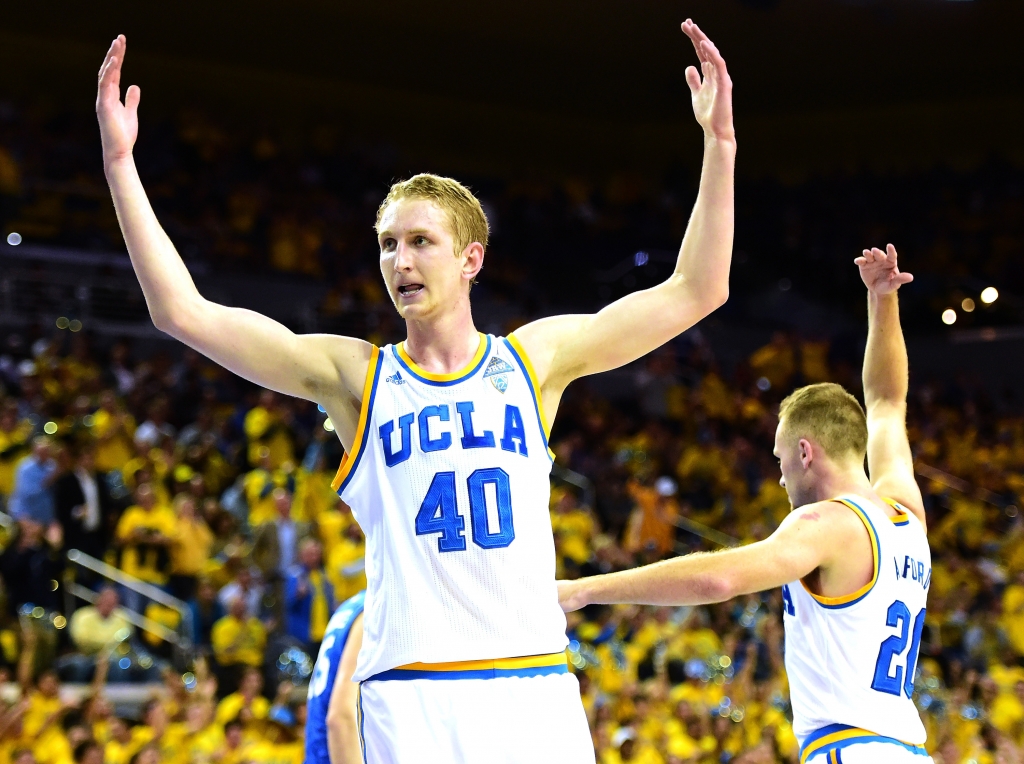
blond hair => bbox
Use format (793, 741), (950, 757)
(778, 383), (867, 462)
(375, 174), (489, 256)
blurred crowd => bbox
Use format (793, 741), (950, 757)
(0, 319), (1021, 764)
(1, 100), (1023, 331)
(0, 98), (1023, 764)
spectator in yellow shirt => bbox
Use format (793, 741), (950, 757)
(215, 667), (270, 742)
(211, 596), (267, 696)
(89, 391), (135, 474)
(168, 493), (213, 601)
(114, 483), (176, 588)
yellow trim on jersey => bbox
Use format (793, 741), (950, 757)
(799, 727), (924, 764)
(395, 333), (487, 382)
(505, 334), (552, 438)
(395, 651), (567, 673)
(331, 346), (381, 493)
(799, 497), (879, 607)
(882, 497), (911, 525)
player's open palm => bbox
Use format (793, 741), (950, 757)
(855, 244), (914, 295)
(681, 20), (734, 142)
(96, 35), (140, 166)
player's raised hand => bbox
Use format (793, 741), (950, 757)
(855, 244), (914, 295)
(96, 35), (140, 167)
(681, 20), (735, 143)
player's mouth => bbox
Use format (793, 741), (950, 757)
(397, 284), (424, 298)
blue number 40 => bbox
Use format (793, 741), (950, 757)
(871, 600), (926, 697)
(415, 468), (515, 552)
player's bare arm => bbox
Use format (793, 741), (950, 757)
(558, 499), (867, 612)
(96, 36), (370, 448)
(325, 614), (364, 764)
(856, 245), (926, 527)
(512, 19), (735, 418)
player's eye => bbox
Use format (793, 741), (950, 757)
(382, 238), (396, 251)
(415, 236), (428, 246)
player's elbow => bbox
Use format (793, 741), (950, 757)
(693, 571), (736, 604)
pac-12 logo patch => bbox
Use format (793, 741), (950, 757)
(483, 356), (515, 393)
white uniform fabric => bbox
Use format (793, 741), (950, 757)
(782, 494), (931, 763)
(334, 333), (568, 681)
(358, 672), (595, 764)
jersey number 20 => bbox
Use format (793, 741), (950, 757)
(416, 468), (514, 552)
(871, 600), (926, 698)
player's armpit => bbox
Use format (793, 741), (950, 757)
(166, 299), (373, 448)
(866, 406), (925, 526)
(514, 278), (725, 388)
(326, 614), (364, 764)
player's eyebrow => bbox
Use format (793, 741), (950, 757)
(378, 227), (433, 240)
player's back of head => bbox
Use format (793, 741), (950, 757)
(778, 382), (867, 464)
(376, 174), (489, 256)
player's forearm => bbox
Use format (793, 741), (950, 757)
(571, 551), (734, 608)
(104, 156), (205, 334)
(327, 712), (363, 764)
(863, 291), (908, 409)
(670, 136), (736, 311)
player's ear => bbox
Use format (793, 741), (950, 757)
(461, 241), (484, 285)
(798, 438), (814, 469)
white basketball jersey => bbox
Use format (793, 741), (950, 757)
(332, 333), (568, 682)
(782, 494), (931, 752)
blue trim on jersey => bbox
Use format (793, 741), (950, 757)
(337, 356), (383, 495)
(365, 663), (569, 682)
(392, 335), (491, 386)
(813, 496), (881, 610)
(799, 723), (928, 763)
(501, 338), (553, 462)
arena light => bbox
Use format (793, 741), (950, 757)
(981, 287), (999, 304)
(961, 298), (975, 312)
(6, 232), (21, 246)
(941, 309), (957, 325)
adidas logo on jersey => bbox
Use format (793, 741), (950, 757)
(385, 371), (406, 385)
(483, 356), (515, 394)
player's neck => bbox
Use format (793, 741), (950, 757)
(811, 464), (878, 507)
(403, 306), (480, 375)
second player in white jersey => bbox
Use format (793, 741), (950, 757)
(332, 334), (568, 681)
(783, 495), (930, 762)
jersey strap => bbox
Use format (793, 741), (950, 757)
(882, 497), (912, 526)
(798, 495), (880, 610)
(364, 651), (568, 682)
(799, 724), (929, 763)
(502, 335), (555, 461)
(331, 347), (383, 493)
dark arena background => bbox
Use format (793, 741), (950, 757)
(1, 1), (1023, 762)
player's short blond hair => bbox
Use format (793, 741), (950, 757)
(778, 383), (867, 463)
(375, 174), (490, 257)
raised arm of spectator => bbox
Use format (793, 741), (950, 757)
(856, 245), (926, 526)
(512, 20), (733, 414)
(95, 36), (371, 448)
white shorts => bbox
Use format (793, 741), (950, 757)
(357, 670), (594, 763)
(806, 740), (933, 764)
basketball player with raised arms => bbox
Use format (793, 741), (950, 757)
(95, 19), (735, 762)
(559, 245), (932, 764)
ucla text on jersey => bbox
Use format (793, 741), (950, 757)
(332, 334), (568, 682)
